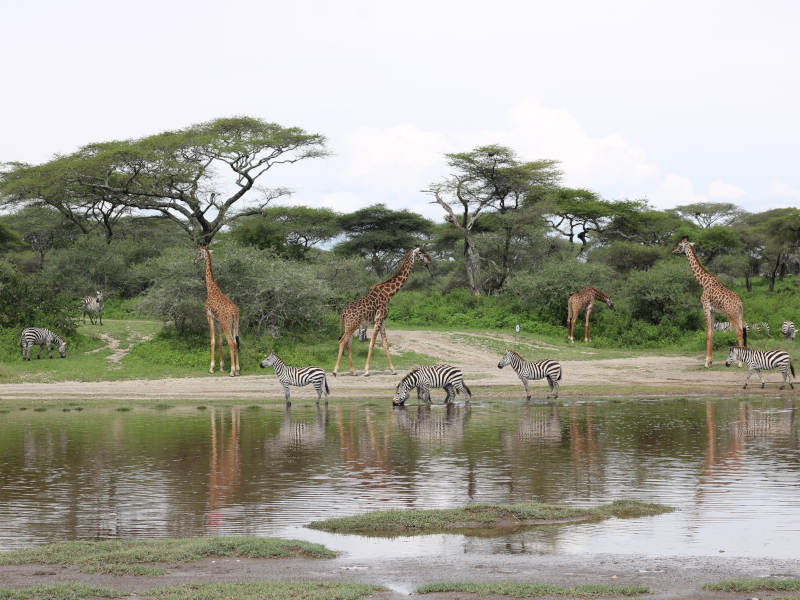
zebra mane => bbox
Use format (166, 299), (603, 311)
(397, 368), (420, 389)
(505, 349), (524, 360)
(52, 332), (65, 345)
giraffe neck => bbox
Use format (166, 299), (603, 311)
(204, 249), (220, 293)
(377, 249), (417, 299)
(590, 287), (608, 302)
(685, 245), (714, 288)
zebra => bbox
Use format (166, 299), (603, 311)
(259, 352), (329, 406)
(81, 290), (104, 325)
(497, 349), (562, 399)
(20, 327), (67, 360)
(725, 346), (795, 389)
(713, 321), (732, 332)
(782, 321), (796, 341)
(392, 364), (471, 406)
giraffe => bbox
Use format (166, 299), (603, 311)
(672, 235), (746, 368)
(194, 246), (241, 376)
(333, 247), (432, 377)
(567, 286), (614, 343)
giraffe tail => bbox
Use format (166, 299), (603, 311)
(739, 306), (747, 347)
(235, 335), (240, 349)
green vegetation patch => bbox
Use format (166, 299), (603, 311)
(308, 499), (674, 534)
(145, 582), (383, 600)
(702, 578), (800, 592)
(0, 583), (119, 600)
(416, 581), (649, 597)
(0, 537), (335, 575)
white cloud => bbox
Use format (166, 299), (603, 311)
(770, 181), (800, 201)
(708, 179), (745, 199)
(648, 174), (707, 209)
(342, 124), (451, 192)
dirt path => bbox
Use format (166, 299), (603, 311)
(0, 330), (787, 401)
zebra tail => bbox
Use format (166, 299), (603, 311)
(325, 377), (330, 395)
(462, 382), (472, 398)
(791, 362), (796, 378)
(557, 368), (563, 381)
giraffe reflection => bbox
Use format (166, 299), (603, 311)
(698, 399), (796, 506)
(394, 403), (471, 444)
(208, 407), (241, 531)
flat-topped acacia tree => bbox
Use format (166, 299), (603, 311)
(0, 116), (328, 245)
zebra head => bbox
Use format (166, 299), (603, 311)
(95, 290), (104, 304)
(57, 339), (67, 358)
(671, 235), (692, 255)
(392, 371), (416, 406)
(260, 352), (278, 369)
(498, 350), (513, 369)
(725, 346), (743, 367)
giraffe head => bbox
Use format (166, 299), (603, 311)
(606, 297), (614, 310)
(260, 352), (278, 369)
(194, 246), (209, 264)
(671, 236), (693, 255)
(412, 247), (433, 273)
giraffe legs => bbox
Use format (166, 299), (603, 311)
(223, 327), (237, 377)
(584, 305), (593, 343)
(207, 312), (217, 374)
(334, 324), (359, 376)
(703, 304), (714, 368)
(379, 325), (396, 375)
(217, 322), (225, 373)
(363, 325), (380, 377)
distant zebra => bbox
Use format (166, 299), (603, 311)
(393, 364), (471, 406)
(782, 321), (796, 341)
(20, 327), (67, 360)
(725, 346), (795, 389)
(81, 290), (104, 325)
(497, 349), (562, 399)
(713, 321), (732, 332)
(260, 352), (329, 406)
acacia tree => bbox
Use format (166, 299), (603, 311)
(673, 202), (743, 229)
(428, 145), (560, 295)
(231, 205), (341, 258)
(0, 117), (328, 245)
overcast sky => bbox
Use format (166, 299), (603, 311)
(2, 0), (799, 220)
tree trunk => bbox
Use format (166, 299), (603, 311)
(463, 232), (481, 297)
(745, 271), (752, 293)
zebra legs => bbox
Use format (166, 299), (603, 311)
(780, 365), (795, 390)
(743, 368), (761, 389)
(520, 377), (531, 400)
(547, 376), (559, 399)
(282, 385), (291, 406)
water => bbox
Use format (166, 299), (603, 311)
(0, 397), (798, 558)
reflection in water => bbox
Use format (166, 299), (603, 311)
(0, 398), (799, 558)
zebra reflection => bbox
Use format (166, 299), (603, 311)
(394, 403), (470, 444)
(266, 405), (329, 453)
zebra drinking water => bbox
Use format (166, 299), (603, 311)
(497, 349), (562, 399)
(725, 346), (795, 389)
(81, 291), (104, 325)
(782, 321), (796, 341)
(392, 364), (471, 406)
(259, 352), (329, 406)
(20, 327), (67, 360)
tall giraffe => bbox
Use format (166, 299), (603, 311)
(194, 246), (241, 376)
(567, 286), (614, 343)
(672, 235), (746, 368)
(334, 247), (432, 377)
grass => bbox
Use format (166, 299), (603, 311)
(144, 582), (383, 600)
(0, 537), (335, 575)
(0, 583), (119, 600)
(416, 582), (649, 597)
(308, 499), (674, 535)
(0, 582), (383, 600)
(702, 578), (800, 592)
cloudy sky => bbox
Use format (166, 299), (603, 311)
(2, 0), (799, 219)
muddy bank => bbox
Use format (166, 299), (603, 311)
(2, 553), (799, 599)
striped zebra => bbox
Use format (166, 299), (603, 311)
(81, 290), (104, 325)
(713, 321), (732, 332)
(392, 364), (472, 406)
(725, 346), (795, 389)
(782, 321), (796, 341)
(259, 352), (329, 406)
(20, 327), (67, 360)
(497, 349), (562, 399)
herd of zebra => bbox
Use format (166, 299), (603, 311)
(15, 287), (798, 399)
(259, 347), (563, 406)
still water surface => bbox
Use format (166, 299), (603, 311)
(0, 397), (798, 558)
